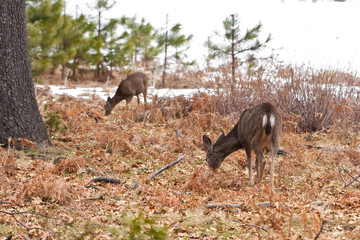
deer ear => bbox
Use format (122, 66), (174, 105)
(203, 135), (212, 150)
(107, 96), (111, 101)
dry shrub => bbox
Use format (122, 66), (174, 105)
(151, 95), (193, 120)
(276, 65), (359, 132)
(151, 189), (182, 208)
(346, 150), (360, 166)
(18, 173), (79, 205)
(161, 68), (205, 89)
(53, 157), (86, 174)
(0, 149), (17, 177)
(184, 167), (214, 194)
(203, 62), (359, 133)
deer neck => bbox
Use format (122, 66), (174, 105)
(214, 126), (243, 157)
(112, 95), (123, 106)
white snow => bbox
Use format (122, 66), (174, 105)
(65, 0), (360, 73)
(36, 85), (210, 102)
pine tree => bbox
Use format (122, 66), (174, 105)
(26, 0), (63, 76)
(120, 16), (160, 68)
(66, 14), (96, 81)
(90, 0), (117, 79)
(158, 16), (193, 87)
(206, 14), (271, 91)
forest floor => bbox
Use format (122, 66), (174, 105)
(1, 71), (360, 239)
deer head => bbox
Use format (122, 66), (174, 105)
(202, 133), (227, 170)
(104, 97), (116, 116)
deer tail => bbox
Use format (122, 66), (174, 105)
(263, 114), (275, 135)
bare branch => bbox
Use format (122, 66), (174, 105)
(85, 176), (122, 187)
(205, 203), (243, 209)
(0, 210), (60, 231)
(343, 170), (360, 188)
(314, 220), (326, 240)
(240, 223), (268, 232)
(150, 155), (183, 179)
(0, 210), (79, 238)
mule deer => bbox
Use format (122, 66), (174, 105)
(104, 72), (148, 116)
(203, 102), (282, 193)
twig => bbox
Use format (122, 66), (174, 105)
(150, 155), (183, 179)
(344, 169), (360, 182)
(0, 210), (60, 231)
(81, 196), (105, 201)
(343, 170), (360, 188)
(0, 210), (79, 238)
(240, 223), (268, 232)
(306, 145), (357, 152)
(314, 220), (326, 240)
(338, 165), (346, 185)
(205, 203), (243, 209)
(85, 176), (122, 187)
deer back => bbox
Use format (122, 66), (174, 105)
(116, 72), (148, 98)
(237, 102), (282, 150)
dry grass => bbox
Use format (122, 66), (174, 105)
(0, 64), (359, 239)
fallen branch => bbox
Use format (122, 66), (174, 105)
(306, 145), (357, 152)
(150, 155), (183, 179)
(343, 170), (360, 188)
(205, 203), (243, 209)
(0, 210), (60, 231)
(314, 220), (326, 240)
(240, 223), (268, 232)
(81, 196), (105, 201)
(85, 176), (122, 187)
(0, 210), (79, 238)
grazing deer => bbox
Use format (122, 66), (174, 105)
(104, 72), (148, 116)
(203, 102), (282, 193)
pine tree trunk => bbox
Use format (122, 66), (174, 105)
(161, 39), (168, 88)
(231, 42), (236, 93)
(161, 15), (169, 88)
(0, 0), (51, 147)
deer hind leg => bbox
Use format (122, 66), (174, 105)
(269, 146), (278, 193)
(134, 94), (140, 104)
(244, 145), (254, 186)
(254, 147), (265, 183)
(143, 90), (147, 103)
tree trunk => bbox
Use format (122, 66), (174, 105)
(161, 15), (169, 88)
(0, 0), (51, 148)
(231, 42), (236, 93)
(161, 39), (168, 88)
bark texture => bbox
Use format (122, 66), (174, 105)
(0, 0), (50, 147)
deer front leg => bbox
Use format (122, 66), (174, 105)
(245, 145), (254, 186)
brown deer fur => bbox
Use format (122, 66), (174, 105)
(104, 72), (148, 115)
(203, 102), (282, 193)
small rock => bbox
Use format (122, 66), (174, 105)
(257, 201), (271, 208)
(309, 201), (324, 206)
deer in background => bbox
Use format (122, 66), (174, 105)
(203, 102), (282, 193)
(104, 72), (148, 116)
